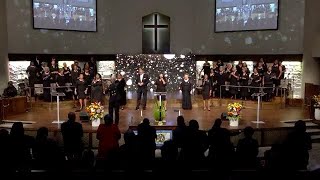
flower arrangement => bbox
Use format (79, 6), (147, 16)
(227, 102), (243, 126)
(86, 102), (104, 121)
(313, 95), (320, 106)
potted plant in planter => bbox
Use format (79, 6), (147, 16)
(86, 102), (104, 127)
(227, 102), (243, 127)
(313, 95), (320, 120)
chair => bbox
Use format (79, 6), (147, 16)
(65, 83), (73, 92)
(34, 84), (44, 96)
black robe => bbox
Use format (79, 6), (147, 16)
(116, 78), (127, 106)
(180, 80), (192, 110)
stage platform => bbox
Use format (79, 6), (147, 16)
(0, 92), (317, 148)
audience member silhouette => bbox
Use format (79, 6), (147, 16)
(137, 118), (157, 163)
(161, 139), (178, 161)
(118, 129), (139, 167)
(236, 126), (259, 169)
(96, 114), (121, 161)
(61, 112), (84, 160)
(208, 119), (235, 170)
(9, 122), (35, 171)
(181, 120), (208, 163)
(0, 129), (10, 171)
(33, 127), (63, 170)
(283, 120), (312, 170)
(172, 116), (187, 148)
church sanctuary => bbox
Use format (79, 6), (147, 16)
(1, 0), (320, 178)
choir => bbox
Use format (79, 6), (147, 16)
(201, 59), (286, 102)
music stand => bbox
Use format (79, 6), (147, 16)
(51, 92), (66, 124)
(154, 92), (167, 123)
(251, 92), (266, 124)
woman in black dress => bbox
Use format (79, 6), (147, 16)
(71, 64), (80, 108)
(42, 67), (51, 102)
(263, 66), (275, 102)
(75, 74), (88, 110)
(26, 61), (38, 97)
(250, 68), (262, 97)
(91, 73), (103, 104)
(155, 73), (167, 110)
(202, 74), (212, 111)
(240, 68), (249, 100)
(62, 62), (71, 83)
(180, 73), (192, 110)
(49, 58), (58, 83)
(209, 69), (216, 98)
(229, 67), (239, 99)
(56, 69), (65, 94)
(272, 59), (283, 88)
(116, 74), (127, 110)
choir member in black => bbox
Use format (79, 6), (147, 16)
(215, 66), (226, 98)
(209, 69), (216, 97)
(56, 69), (66, 95)
(88, 57), (97, 79)
(250, 68), (262, 96)
(257, 62), (265, 77)
(201, 60), (211, 76)
(62, 62), (71, 83)
(279, 61), (286, 80)
(42, 67), (51, 102)
(83, 62), (90, 73)
(212, 62), (219, 73)
(272, 59), (283, 87)
(26, 61), (37, 97)
(83, 69), (91, 87)
(217, 59), (224, 67)
(116, 74), (127, 110)
(71, 64), (80, 108)
(135, 68), (150, 110)
(202, 74), (212, 111)
(91, 73), (104, 104)
(74, 60), (81, 72)
(263, 66), (275, 101)
(75, 74), (88, 110)
(236, 60), (243, 74)
(155, 73), (167, 111)
(243, 62), (250, 74)
(49, 58), (58, 83)
(180, 73), (192, 110)
(240, 68), (249, 100)
(229, 67), (240, 99)
(107, 77), (121, 125)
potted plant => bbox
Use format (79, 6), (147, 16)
(86, 102), (104, 127)
(313, 95), (320, 120)
(227, 102), (243, 127)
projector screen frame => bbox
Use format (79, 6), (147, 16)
(31, 0), (98, 32)
(214, 0), (280, 33)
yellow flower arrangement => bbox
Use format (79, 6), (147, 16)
(227, 102), (243, 120)
(86, 102), (104, 121)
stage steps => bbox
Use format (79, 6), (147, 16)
(282, 119), (320, 143)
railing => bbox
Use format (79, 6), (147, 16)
(217, 84), (288, 108)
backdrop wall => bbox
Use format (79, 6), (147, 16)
(6, 0), (304, 55)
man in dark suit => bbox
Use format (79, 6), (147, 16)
(61, 112), (84, 160)
(135, 68), (150, 110)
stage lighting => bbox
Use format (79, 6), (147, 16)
(163, 54), (175, 60)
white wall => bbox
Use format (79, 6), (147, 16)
(0, 0), (9, 92)
(6, 0), (305, 55)
(302, 0), (320, 98)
